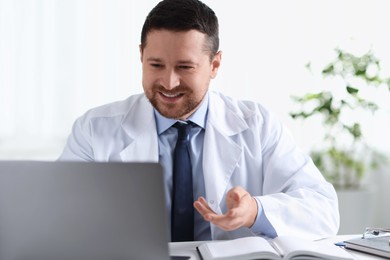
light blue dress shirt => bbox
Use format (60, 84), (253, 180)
(154, 92), (276, 240)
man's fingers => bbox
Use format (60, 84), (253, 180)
(194, 197), (217, 221)
(194, 198), (239, 227)
(194, 189), (258, 231)
(207, 209), (245, 231)
(226, 186), (246, 208)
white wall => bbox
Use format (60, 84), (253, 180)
(0, 0), (389, 232)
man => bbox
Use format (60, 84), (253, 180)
(59, 0), (339, 241)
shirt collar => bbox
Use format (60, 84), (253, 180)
(154, 92), (209, 135)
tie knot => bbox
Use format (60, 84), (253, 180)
(174, 121), (193, 141)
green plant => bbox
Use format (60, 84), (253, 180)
(290, 48), (389, 188)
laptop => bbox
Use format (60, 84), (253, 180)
(0, 161), (187, 260)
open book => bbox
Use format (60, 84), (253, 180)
(197, 236), (355, 260)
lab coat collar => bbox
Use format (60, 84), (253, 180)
(119, 94), (159, 162)
(207, 91), (250, 136)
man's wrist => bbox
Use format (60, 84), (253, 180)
(247, 196), (259, 228)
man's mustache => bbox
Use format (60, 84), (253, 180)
(153, 85), (191, 94)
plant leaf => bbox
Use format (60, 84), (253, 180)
(346, 85), (359, 95)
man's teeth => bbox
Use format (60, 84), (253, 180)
(162, 92), (181, 98)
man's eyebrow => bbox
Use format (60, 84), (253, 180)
(146, 57), (198, 66)
(146, 57), (163, 62)
(177, 60), (198, 66)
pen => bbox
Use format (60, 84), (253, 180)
(334, 241), (346, 247)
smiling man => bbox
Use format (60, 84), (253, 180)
(59, 0), (339, 241)
(141, 29), (220, 120)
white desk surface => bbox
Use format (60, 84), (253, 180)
(169, 235), (385, 260)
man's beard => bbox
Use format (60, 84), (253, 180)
(146, 85), (202, 119)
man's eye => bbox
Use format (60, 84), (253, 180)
(178, 65), (193, 70)
(151, 63), (163, 68)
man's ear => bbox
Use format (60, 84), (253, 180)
(210, 51), (222, 79)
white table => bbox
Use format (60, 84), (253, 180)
(169, 235), (384, 260)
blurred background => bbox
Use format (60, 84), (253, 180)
(1, 0), (389, 234)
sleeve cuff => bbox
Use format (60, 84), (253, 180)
(251, 197), (278, 238)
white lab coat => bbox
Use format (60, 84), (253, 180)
(59, 91), (339, 240)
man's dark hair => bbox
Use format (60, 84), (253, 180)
(140, 0), (219, 60)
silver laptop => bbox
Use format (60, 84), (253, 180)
(0, 161), (178, 260)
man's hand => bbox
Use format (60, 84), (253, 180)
(193, 186), (258, 231)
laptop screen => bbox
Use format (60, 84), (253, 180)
(0, 161), (171, 260)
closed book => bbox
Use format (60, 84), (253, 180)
(344, 236), (390, 258)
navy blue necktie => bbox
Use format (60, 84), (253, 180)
(171, 122), (194, 242)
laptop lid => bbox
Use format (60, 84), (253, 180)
(0, 161), (170, 260)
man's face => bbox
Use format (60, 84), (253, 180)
(141, 29), (221, 120)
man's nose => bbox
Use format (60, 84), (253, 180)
(160, 69), (180, 90)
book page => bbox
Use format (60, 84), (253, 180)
(271, 236), (354, 260)
(197, 236), (281, 260)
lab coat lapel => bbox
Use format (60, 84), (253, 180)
(203, 124), (242, 213)
(203, 93), (248, 213)
(119, 95), (159, 162)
